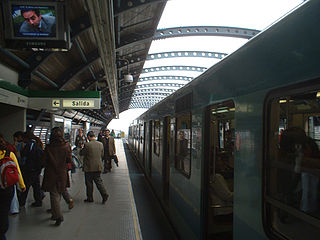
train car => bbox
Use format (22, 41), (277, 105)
(128, 1), (320, 239)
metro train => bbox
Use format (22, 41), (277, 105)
(128, 1), (320, 240)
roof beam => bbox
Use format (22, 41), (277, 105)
(57, 49), (101, 90)
(114, 0), (165, 16)
(25, 15), (93, 73)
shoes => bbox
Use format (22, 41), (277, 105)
(31, 202), (42, 207)
(102, 194), (109, 204)
(84, 199), (93, 203)
(54, 217), (64, 226)
(115, 162), (119, 167)
(68, 199), (74, 209)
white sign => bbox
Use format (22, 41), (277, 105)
(63, 99), (95, 108)
(52, 99), (61, 107)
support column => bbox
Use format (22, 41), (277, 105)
(0, 103), (26, 143)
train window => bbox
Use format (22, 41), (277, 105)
(154, 120), (160, 155)
(265, 88), (320, 239)
(206, 100), (234, 238)
(175, 112), (191, 177)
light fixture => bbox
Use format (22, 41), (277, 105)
(124, 74), (133, 82)
(120, 58), (133, 83)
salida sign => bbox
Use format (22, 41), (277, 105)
(63, 100), (94, 108)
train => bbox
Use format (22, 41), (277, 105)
(127, 1), (320, 240)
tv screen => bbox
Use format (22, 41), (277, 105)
(1, 0), (70, 50)
(11, 5), (57, 38)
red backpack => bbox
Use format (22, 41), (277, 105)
(0, 151), (20, 189)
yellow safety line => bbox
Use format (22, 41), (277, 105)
(119, 138), (142, 240)
(128, 176), (142, 240)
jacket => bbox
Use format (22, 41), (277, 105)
(21, 139), (44, 174)
(0, 150), (25, 190)
(41, 142), (72, 193)
(82, 140), (104, 172)
(101, 136), (116, 156)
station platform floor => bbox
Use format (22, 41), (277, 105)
(6, 139), (177, 240)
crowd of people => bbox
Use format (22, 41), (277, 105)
(0, 127), (117, 240)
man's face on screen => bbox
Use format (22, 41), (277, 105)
(23, 11), (41, 27)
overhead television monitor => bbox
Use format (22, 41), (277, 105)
(1, 0), (70, 50)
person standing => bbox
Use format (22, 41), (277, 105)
(0, 134), (25, 240)
(75, 128), (86, 165)
(110, 129), (116, 138)
(18, 131), (44, 207)
(82, 131), (109, 204)
(10, 131), (25, 215)
(41, 127), (72, 226)
(101, 129), (116, 173)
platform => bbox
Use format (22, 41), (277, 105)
(6, 139), (176, 240)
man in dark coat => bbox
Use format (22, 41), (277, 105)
(82, 131), (109, 204)
(101, 129), (117, 173)
(19, 131), (44, 207)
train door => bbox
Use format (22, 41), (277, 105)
(204, 100), (235, 240)
(143, 122), (147, 167)
(148, 120), (153, 177)
(163, 116), (171, 203)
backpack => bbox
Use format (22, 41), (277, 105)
(0, 151), (20, 189)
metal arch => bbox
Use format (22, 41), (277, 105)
(134, 88), (176, 94)
(117, 25), (260, 52)
(128, 95), (165, 101)
(136, 83), (184, 89)
(154, 26), (260, 40)
(129, 102), (157, 109)
(139, 75), (193, 82)
(133, 92), (170, 97)
(117, 51), (226, 70)
(129, 98), (163, 108)
(142, 65), (207, 73)
(147, 51), (227, 60)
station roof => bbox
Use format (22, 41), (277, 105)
(0, 0), (304, 126)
